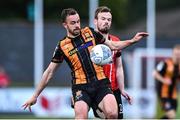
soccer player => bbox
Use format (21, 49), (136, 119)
(22, 8), (148, 119)
(91, 6), (132, 119)
(153, 45), (180, 119)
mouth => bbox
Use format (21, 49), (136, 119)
(74, 29), (80, 32)
(103, 24), (109, 28)
(74, 28), (80, 31)
(73, 29), (80, 35)
(103, 26), (109, 30)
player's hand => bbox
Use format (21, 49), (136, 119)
(163, 78), (171, 85)
(22, 96), (37, 112)
(132, 32), (149, 42)
(121, 90), (133, 105)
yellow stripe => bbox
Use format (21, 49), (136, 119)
(60, 37), (87, 84)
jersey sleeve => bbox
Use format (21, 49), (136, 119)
(156, 61), (167, 75)
(51, 41), (64, 63)
(89, 27), (105, 44)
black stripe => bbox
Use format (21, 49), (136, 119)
(169, 64), (179, 98)
(72, 35), (97, 83)
(71, 36), (89, 83)
(81, 35), (98, 81)
(168, 78), (175, 98)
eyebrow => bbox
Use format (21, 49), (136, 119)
(101, 16), (111, 19)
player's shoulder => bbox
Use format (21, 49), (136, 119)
(81, 26), (93, 31)
(58, 36), (71, 47)
(156, 59), (169, 71)
(165, 58), (174, 65)
(165, 58), (173, 63)
(157, 59), (167, 66)
(81, 27), (96, 35)
(109, 34), (120, 41)
(59, 36), (68, 42)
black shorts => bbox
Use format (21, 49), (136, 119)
(72, 78), (113, 109)
(160, 98), (177, 111)
(92, 89), (123, 119)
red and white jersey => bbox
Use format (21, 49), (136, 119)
(103, 34), (121, 91)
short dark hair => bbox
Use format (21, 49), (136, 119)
(61, 8), (78, 23)
(94, 6), (111, 19)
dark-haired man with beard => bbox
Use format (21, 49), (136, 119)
(91, 6), (133, 119)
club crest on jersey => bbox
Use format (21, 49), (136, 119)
(75, 90), (82, 100)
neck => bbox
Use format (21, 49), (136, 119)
(102, 32), (108, 37)
(67, 32), (79, 38)
(95, 28), (109, 40)
(67, 33), (75, 38)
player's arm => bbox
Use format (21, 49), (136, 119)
(153, 70), (171, 85)
(104, 32), (149, 50)
(116, 56), (124, 92)
(33, 62), (60, 98)
(22, 62), (60, 112)
(153, 70), (165, 83)
(116, 56), (132, 105)
(22, 40), (64, 111)
(152, 61), (171, 85)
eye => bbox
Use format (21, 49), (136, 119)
(70, 21), (76, 25)
(101, 17), (106, 20)
(107, 18), (112, 22)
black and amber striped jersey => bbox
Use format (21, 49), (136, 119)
(51, 27), (107, 85)
(156, 59), (180, 99)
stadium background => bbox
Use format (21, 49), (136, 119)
(0, 0), (180, 119)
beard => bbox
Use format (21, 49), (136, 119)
(71, 28), (80, 36)
(97, 25), (110, 34)
(69, 28), (80, 36)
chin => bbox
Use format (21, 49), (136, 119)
(99, 28), (109, 34)
(101, 30), (108, 34)
(73, 32), (80, 36)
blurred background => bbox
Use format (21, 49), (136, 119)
(0, 0), (180, 119)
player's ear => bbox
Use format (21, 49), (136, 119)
(94, 19), (97, 26)
(62, 22), (67, 29)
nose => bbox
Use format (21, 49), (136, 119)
(104, 21), (109, 25)
(75, 22), (80, 28)
(104, 19), (109, 24)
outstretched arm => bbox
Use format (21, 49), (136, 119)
(104, 32), (149, 50)
(22, 62), (60, 112)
